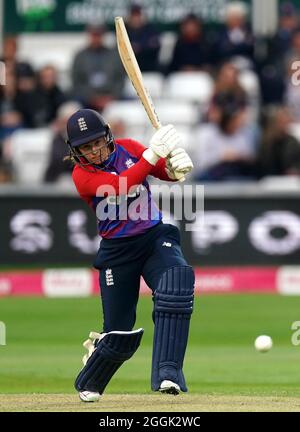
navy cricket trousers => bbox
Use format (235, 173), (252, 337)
(94, 222), (188, 332)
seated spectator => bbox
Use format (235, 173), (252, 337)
(0, 63), (23, 140)
(0, 35), (33, 80)
(256, 106), (300, 177)
(213, 2), (254, 66)
(0, 162), (12, 184)
(212, 61), (260, 121)
(168, 14), (211, 74)
(284, 27), (300, 71)
(71, 24), (125, 111)
(13, 63), (47, 128)
(193, 91), (258, 181)
(125, 4), (160, 72)
(254, 4), (298, 106)
(272, 2), (299, 59)
(211, 62), (248, 107)
(284, 58), (300, 121)
(36, 65), (67, 124)
(44, 101), (82, 182)
(269, 26), (300, 110)
(0, 65), (22, 182)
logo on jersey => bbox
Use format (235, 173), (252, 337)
(162, 242), (172, 247)
(78, 117), (88, 131)
(105, 268), (114, 286)
(125, 158), (135, 168)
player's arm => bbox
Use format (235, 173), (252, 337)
(73, 156), (156, 196)
(73, 125), (177, 196)
(123, 133), (193, 181)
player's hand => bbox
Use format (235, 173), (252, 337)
(150, 124), (182, 158)
(166, 148), (194, 176)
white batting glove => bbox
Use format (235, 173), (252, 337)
(166, 148), (194, 177)
(150, 124), (182, 158)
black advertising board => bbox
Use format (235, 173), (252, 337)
(1, 188), (300, 266)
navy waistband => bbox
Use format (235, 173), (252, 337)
(100, 221), (163, 245)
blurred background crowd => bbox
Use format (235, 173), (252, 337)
(1, 1), (300, 185)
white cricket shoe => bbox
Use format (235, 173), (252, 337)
(79, 390), (100, 402)
(159, 380), (181, 395)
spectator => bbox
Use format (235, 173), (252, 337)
(71, 24), (125, 111)
(0, 35), (33, 79)
(210, 61), (260, 122)
(283, 58), (300, 121)
(274, 27), (300, 111)
(255, 4), (299, 106)
(213, 2), (254, 66)
(256, 106), (300, 177)
(284, 27), (300, 70)
(0, 63), (23, 140)
(13, 63), (47, 128)
(209, 62), (248, 119)
(168, 14), (211, 73)
(0, 64), (22, 182)
(36, 65), (67, 124)
(193, 91), (258, 181)
(0, 162), (12, 183)
(273, 2), (299, 59)
(125, 4), (161, 72)
(44, 101), (82, 182)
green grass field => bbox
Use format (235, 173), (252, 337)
(0, 294), (300, 411)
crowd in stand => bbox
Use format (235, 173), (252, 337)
(1, 1), (300, 184)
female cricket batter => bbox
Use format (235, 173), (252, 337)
(66, 108), (194, 402)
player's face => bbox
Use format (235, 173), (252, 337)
(79, 137), (110, 165)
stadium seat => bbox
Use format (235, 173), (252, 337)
(123, 72), (165, 99)
(103, 101), (150, 127)
(173, 126), (195, 151)
(289, 123), (300, 141)
(238, 70), (260, 97)
(155, 100), (200, 126)
(164, 71), (214, 104)
(125, 125), (150, 144)
(18, 32), (116, 91)
(10, 129), (53, 184)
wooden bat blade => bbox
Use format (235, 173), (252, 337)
(115, 16), (185, 182)
(115, 16), (161, 130)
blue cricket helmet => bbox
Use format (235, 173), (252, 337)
(66, 109), (115, 170)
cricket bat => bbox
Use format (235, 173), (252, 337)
(115, 16), (185, 182)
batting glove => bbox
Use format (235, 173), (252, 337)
(150, 124), (182, 158)
(166, 148), (194, 178)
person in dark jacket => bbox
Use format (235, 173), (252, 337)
(71, 24), (125, 111)
(256, 106), (300, 177)
(44, 101), (82, 182)
(213, 2), (254, 65)
(125, 4), (161, 72)
(168, 14), (211, 73)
